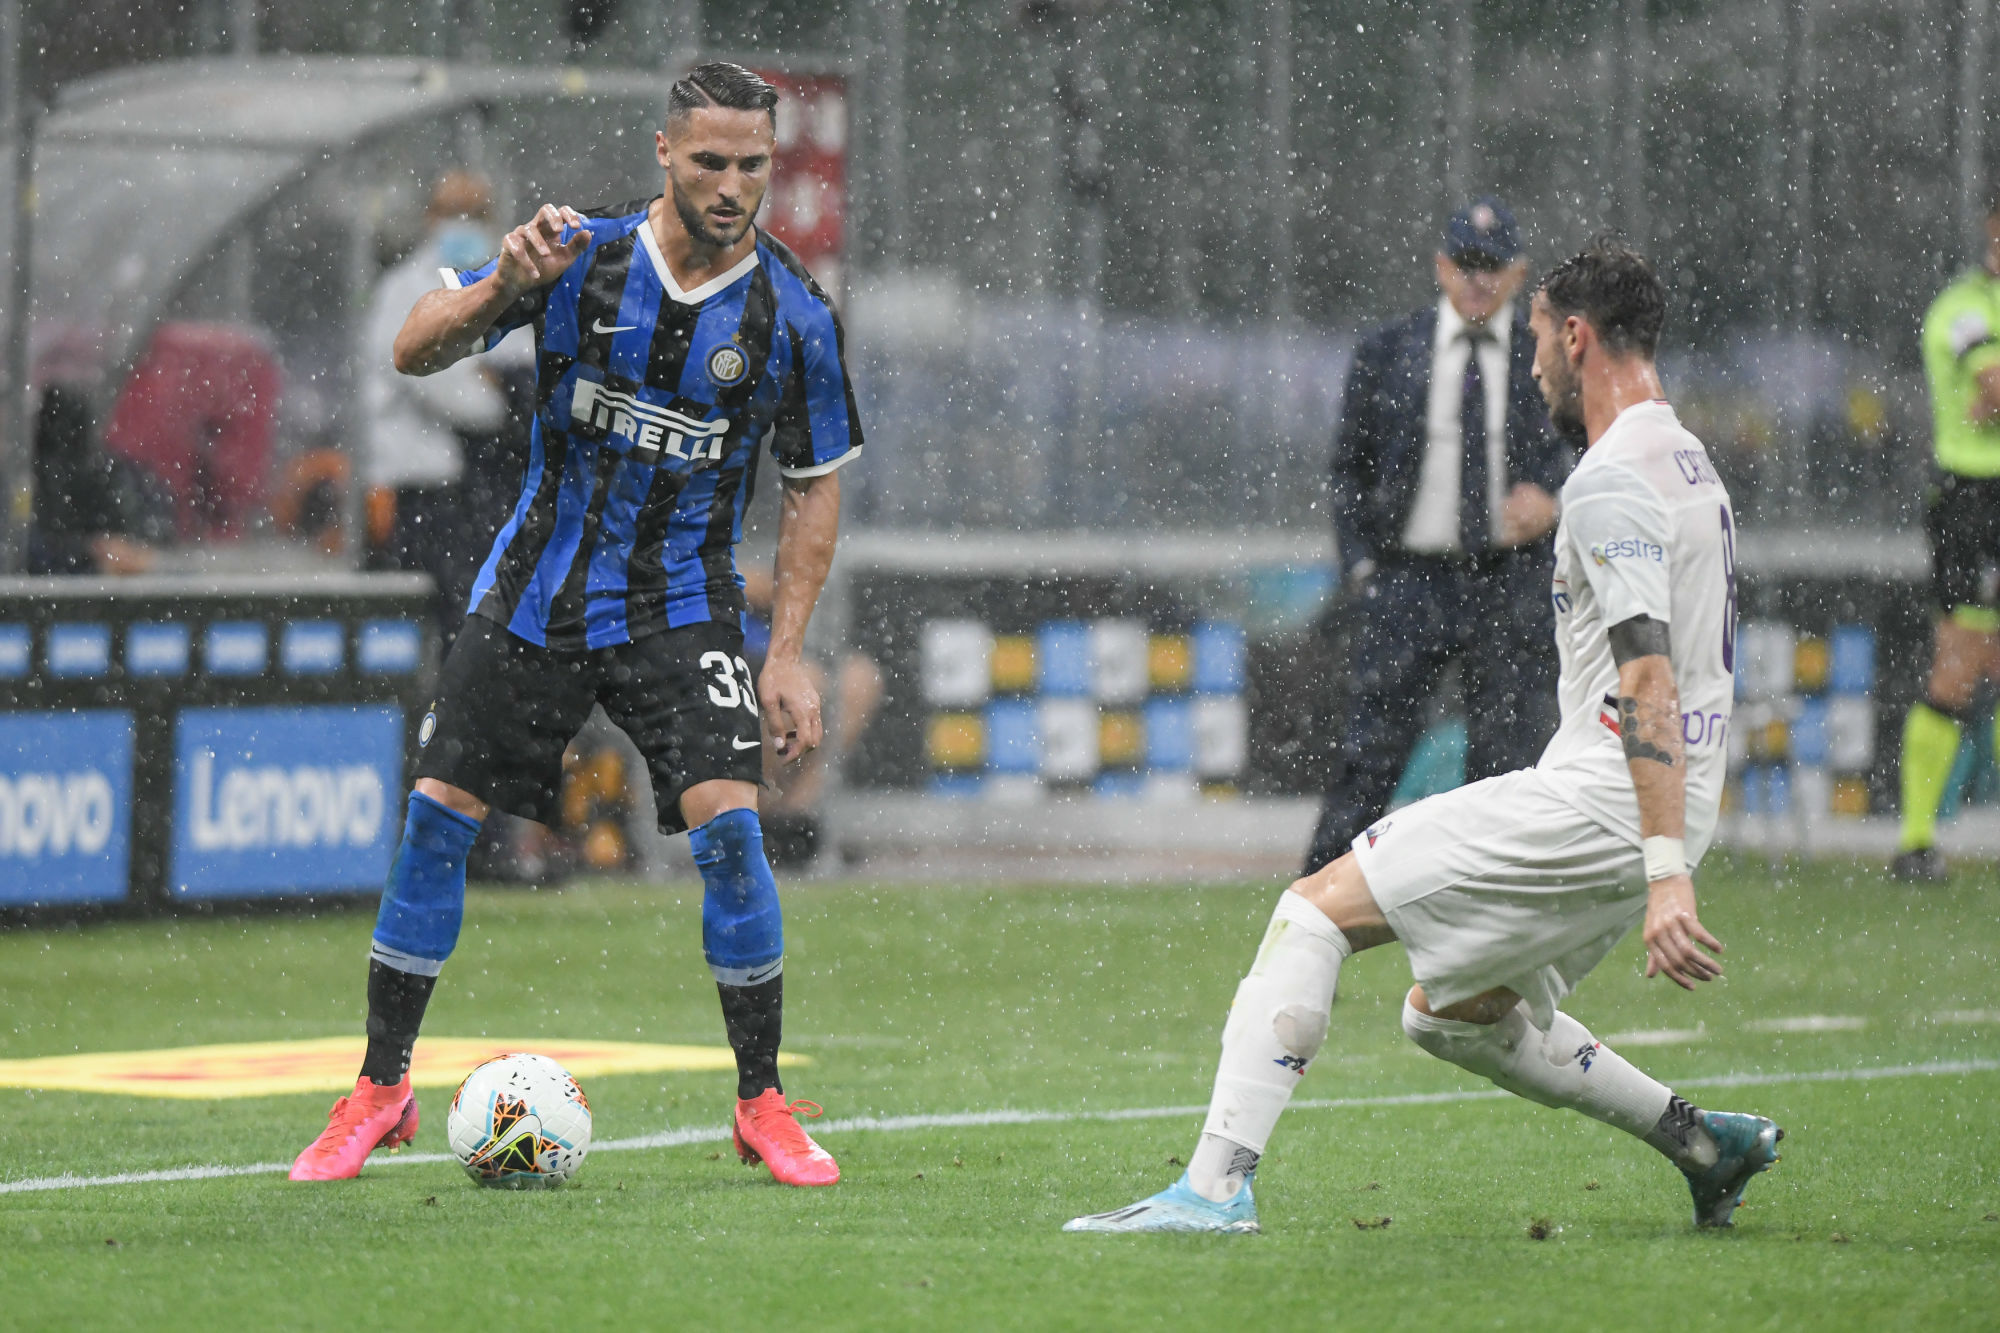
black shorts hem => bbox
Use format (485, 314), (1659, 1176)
(411, 618), (766, 835)
(647, 749), (764, 837)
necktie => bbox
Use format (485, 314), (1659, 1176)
(1459, 329), (1491, 553)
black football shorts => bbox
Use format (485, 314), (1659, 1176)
(1926, 473), (2000, 614)
(413, 616), (764, 833)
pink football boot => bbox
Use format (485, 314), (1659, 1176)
(733, 1090), (840, 1187)
(289, 1076), (419, 1181)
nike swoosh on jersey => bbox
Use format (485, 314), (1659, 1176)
(731, 737), (762, 750)
(592, 319), (639, 334)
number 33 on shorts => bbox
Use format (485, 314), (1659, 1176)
(701, 650), (761, 715)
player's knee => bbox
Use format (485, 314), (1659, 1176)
(1401, 995), (1519, 1079)
(691, 808), (784, 985)
(1403, 995), (1459, 1056)
(1286, 857), (1345, 918)
(412, 776), (488, 823)
(1923, 671), (1976, 713)
(372, 790), (483, 973)
(1286, 856), (1390, 949)
(1921, 688), (1975, 719)
(1401, 997), (1584, 1109)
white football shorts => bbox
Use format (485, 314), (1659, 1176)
(1349, 767), (1648, 1029)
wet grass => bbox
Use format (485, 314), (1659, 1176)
(1, 856), (1996, 1328)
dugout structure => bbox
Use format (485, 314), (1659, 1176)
(23, 55), (847, 563)
(31, 55), (852, 391)
(26, 58), (683, 567)
(33, 57), (683, 412)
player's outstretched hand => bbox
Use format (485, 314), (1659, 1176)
(495, 204), (589, 297)
(1643, 873), (1724, 990)
(759, 656), (823, 765)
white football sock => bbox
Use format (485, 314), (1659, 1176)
(1401, 998), (1716, 1168)
(1189, 892), (1351, 1202)
(1187, 1131), (1263, 1203)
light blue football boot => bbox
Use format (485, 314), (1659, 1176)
(1682, 1110), (1783, 1228)
(1063, 1172), (1260, 1234)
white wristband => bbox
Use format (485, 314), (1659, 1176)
(1643, 835), (1687, 882)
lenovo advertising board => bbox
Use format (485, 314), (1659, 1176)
(0, 710), (135, 906)
(170, 705), (404, 898)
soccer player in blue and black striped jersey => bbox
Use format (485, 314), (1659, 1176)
(293, 63), (857, 1187)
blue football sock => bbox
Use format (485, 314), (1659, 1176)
(370, 791), (482, 978)
(690, 807), (784, 986)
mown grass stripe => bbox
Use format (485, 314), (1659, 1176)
(3, 1056), (1993, 1197)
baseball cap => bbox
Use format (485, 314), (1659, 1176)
(1443, 196), (1521, 268)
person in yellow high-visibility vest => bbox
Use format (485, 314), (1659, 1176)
(1896, 195), (2000, 881)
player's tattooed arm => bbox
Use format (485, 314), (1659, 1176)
(1618, 695), (1677, 767)
(1611, 621), (1720, 988)
(1616, 646), (1687, 834)
(1611, 617), (1679, 766)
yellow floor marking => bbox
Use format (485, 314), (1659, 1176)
(0, 1037), (805, 1100)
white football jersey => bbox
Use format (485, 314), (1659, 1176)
(1537, 400), (1737, 859)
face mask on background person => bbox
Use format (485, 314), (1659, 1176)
(432, 222), (496, 272)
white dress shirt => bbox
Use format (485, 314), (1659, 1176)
(1401, 296), (1512, 552)
(361, 239), (530, 488)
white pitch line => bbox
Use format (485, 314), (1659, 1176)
(3, 1057), (1996, 1198)
(1681, 1057), (2000, 1090)
(1600, 1025), (1707, 1047)
(0, 1162), (300, 1194)
(1743, 1015), (1868, 1034)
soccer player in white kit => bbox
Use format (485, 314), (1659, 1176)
(1068, 239), (1782, 1235)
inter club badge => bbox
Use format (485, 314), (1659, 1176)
(707, 343), (748, 387)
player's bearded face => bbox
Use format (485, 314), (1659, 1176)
(1542, 348), (1584, 439)
(1530, 297), (1587, 442)
(663, 108), (774, 249)
(672, 168), (761, 247)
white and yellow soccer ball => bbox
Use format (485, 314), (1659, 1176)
(447, 1053), (592, 1189)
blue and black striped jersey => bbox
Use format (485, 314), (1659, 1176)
(442, 199), (863, 651)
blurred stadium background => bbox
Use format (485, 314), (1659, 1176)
(3, 0), (2000, 909)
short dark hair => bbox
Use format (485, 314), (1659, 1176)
(666, 61), (779, 134)
(1537, 236), (1667, 357)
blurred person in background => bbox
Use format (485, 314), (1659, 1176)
(101, 322), (281, 540)
(362, 169), (530, 638)
(1894, 191), (2000, 881)
(28, 383), (172, 576)
(1304, 197), (1572, 873)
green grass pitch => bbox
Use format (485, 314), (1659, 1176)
(2, 856), (1997, 1329)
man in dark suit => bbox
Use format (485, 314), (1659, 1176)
(1304, 197), (1572, 873)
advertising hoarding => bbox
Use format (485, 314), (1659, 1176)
(170, 704), (404, 899)
(0, 710), (134, 906)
